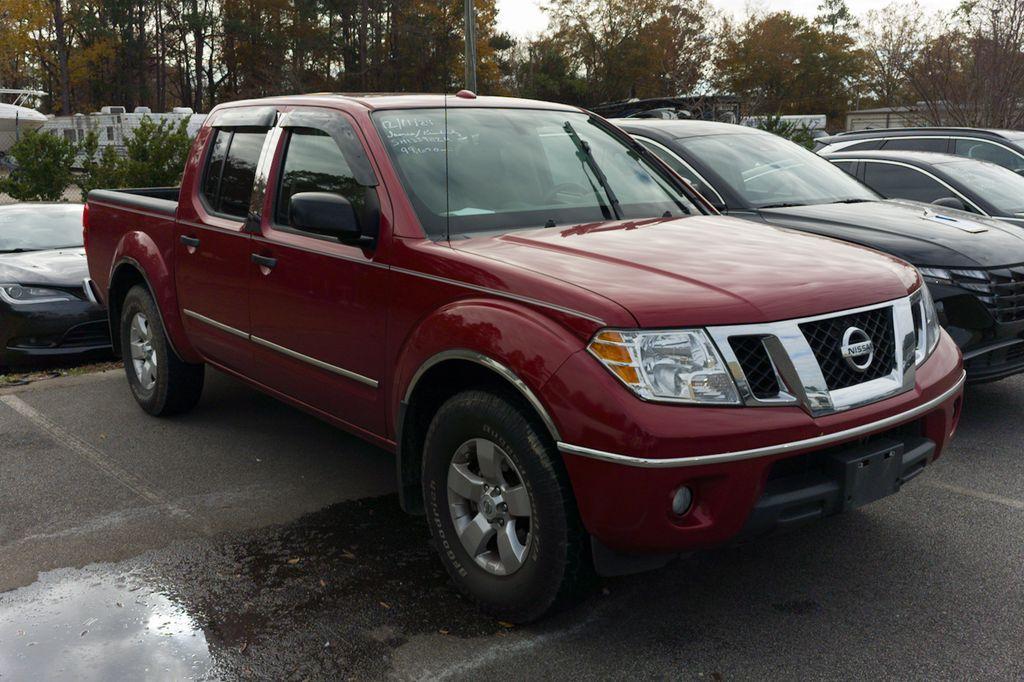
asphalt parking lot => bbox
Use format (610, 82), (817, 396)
(0, 368), (1022, 680)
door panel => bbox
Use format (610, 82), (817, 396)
(175, 126), (270, 373)
(247, 114), (389, 435)
(175, 221), (252, 370)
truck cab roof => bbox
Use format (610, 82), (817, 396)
(208, 93), (582, 116)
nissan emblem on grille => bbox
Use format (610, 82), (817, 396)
(841, 327), (875, 372)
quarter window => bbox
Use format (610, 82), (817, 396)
(275, 128), (365, 226)
(841, 140), (884, 151)
(862, 162), (957, 204)
(831, 160), (857, 178)
(202, 127), (269, 218)
(953, 138), (1024, 171)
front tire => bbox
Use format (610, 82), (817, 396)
(120, 285), (204, 416)
(422, 389), (588, 622)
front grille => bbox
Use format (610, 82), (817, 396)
(59, 321), (110, 348)
(800, 307), (896, 390)
(949, 266), (1024, 323)
(730, 335), (781, 399)
(987, 267), (1024, 323)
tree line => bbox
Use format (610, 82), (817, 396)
(3, 0), (1024, 128)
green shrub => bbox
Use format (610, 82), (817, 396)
(755, 115), (816, 150)
(0, 130), (77, 201)
(77, 116), (193, 199)
(78, 131), (126, 199)
(121, 116), (192, 187)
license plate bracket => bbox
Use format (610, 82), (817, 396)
(827, 439), (904, 511)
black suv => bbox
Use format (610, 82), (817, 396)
(616, 119), (1024, 382)
(814, 127), (1024, 174)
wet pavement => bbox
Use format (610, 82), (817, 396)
(0, 369), (1022, 679)
(0, 569), (210, 679)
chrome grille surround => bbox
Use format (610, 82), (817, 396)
(708, 295), (920, 417)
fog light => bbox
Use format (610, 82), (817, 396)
(671, 486), (693, 516)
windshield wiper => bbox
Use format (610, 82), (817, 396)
(758, 202), (806, 209)
(829, 198), (871, 204)
(563, 121), (623, 220)
(0, 248), (38, 254)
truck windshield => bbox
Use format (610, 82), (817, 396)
(373, 108), (697, 238)
(676, 133), (879, 209)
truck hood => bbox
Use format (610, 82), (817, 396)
(0, 247), (90, 288)
(757, 199), (1024, 268)
(453, 216), (918, 328)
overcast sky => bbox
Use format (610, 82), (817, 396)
(495, 0), (964, 37)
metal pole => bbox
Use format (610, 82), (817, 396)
(463, 0), (477, 92)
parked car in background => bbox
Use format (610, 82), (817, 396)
(85, 93), (964, 622)
(822, 150), (1024, 228)
(814, 127), (1024, 174)
(617, 119), (1024, 382)
(0, 203), (111, 371)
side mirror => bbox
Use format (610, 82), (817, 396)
(932, 196), (967, 211)
(289, 192), (370, 246)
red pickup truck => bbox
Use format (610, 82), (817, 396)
(85, 93), (966, 621)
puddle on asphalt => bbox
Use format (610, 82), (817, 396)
(0, 569), (210, 680)
(0, 495), (504, 679)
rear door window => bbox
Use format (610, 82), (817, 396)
(880, 137), (949, 153)
(862, 162), (957, 203)
(202, 128), (270, 218)
(953, 138), (1024, 171)
(202, 130), (230, 206)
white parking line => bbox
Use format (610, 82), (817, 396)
(925, 480), (1024, 511)
(415, 613), (598, 681)
(0, 394), (213, 536)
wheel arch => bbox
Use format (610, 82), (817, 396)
(107, 257), (197, 362)
(396, 350), (564, 515)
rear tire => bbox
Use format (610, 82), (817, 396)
(120, 285), (204, 416)
(422, 389), (589, 622)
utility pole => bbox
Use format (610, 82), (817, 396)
(463, 0), (478, 92)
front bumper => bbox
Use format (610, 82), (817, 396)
(543, 333), (964, 555)
(931, 283), (1024, 383)
(0, 299), (112, 368)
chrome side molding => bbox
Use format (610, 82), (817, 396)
(250, 335), (378, 388)
(183, 309), (249, 339)
(182, 308), (378, 388)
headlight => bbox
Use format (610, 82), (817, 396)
(917, 267), (953, 284)
(918, 267), (991, 293)
(915, 284), (942, 365)
(0, 284), (77, 305)
(588, 329), (740, 404)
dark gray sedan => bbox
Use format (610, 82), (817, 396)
(822, 149), (1024, 228)
(0, 203), (111, 370)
